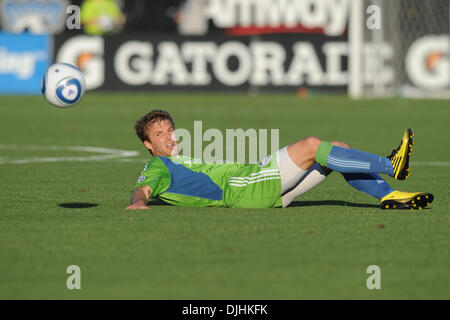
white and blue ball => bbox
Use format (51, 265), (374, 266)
(41, 63), (86, 108)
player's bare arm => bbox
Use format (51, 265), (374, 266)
(126, 186), (152, 210)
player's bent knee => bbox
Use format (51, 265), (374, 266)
(305, 136), (322, 152)
(331, 141), (350, 149)
(289, 136), (322, 154)
(286, 136), (322, 170)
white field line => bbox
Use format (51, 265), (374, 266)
(113, 158), (149, 163)
(410, 161), (450, 167)
(0, 144), (138, 164)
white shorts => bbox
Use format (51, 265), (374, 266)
(275, 146), (307, 195)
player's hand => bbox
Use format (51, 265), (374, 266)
(125, 202), (150, 210)
(126, 187), (152, 210)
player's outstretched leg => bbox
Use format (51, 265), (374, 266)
(343, 173), (434, 209)
(314, 129), (414, 180)
(282, 167), (435, 209)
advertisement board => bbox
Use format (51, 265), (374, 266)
(0, 32), (51, 94)
(54, 33), (348, 93)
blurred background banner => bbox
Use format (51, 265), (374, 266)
(0, 0), (68, 34)
(0, 32), (51, 94)
(0, 0), (448, 97)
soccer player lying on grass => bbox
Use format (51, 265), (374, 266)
(126, 110), (434, 210)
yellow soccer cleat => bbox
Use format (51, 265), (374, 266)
(380, 190), (434, 210)
(387, 128), (414, 180)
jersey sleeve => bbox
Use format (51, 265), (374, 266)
(134, 157), (171, 197)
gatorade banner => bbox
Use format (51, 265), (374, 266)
(54, 33), (348, 93)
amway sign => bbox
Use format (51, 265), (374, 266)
(203, 0), (350, 36)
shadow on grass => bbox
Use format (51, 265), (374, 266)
(148, 199), (172, 206)
(289, 200), (379, 209)
(58, 203), (99, 209)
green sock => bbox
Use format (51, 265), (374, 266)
(315, 141), (333, 167)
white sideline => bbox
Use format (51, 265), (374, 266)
(410, 161), (450, 167)
(0, 144), (138, 164)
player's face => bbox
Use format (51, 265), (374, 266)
(144, 119), (178, 157)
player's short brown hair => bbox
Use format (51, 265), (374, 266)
(134, 109), (175, 143)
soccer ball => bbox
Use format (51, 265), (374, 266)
(41, 63), (86, 108)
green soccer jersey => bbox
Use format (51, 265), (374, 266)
(134, 155), (283, 208)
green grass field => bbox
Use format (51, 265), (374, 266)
(0, 93), (449, 299)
